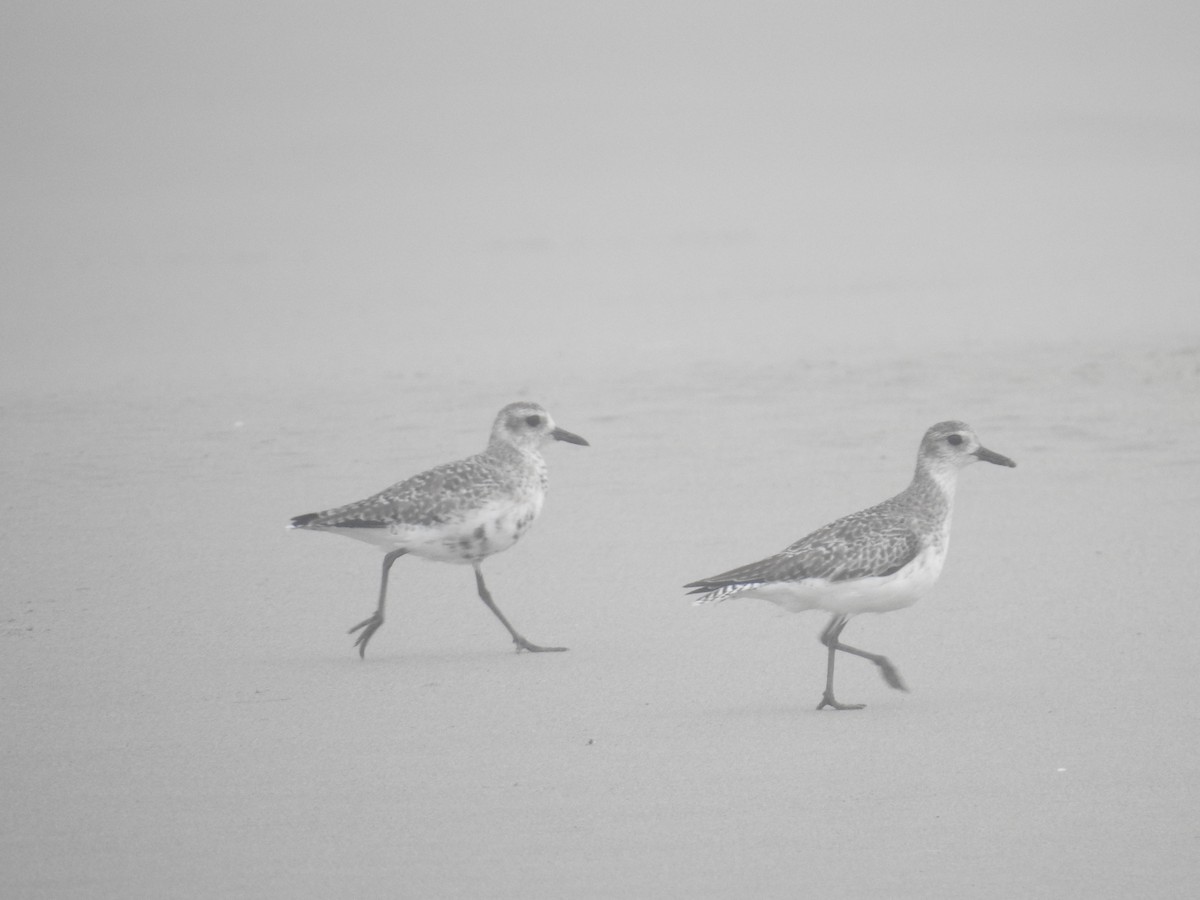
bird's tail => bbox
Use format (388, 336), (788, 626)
(685, 582), (757, 606)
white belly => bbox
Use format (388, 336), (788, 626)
(388, 496), (544, 563)
(740, 544), (948, 616)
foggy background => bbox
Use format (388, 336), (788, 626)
(5, 5), (1200, 898)
(4, 1), (1198, 395)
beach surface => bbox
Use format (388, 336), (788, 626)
(3, 3), (1200, 898)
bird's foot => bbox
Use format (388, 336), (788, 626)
(817, 692), (865, 711)
(875, 657), (909, 692)
(347, 612), (384, 659)
(512, 636), (568, 653)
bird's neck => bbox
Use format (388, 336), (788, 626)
(914, 459), (958, 499)
(485, 439), (548, 484)
(487, 437), (537, 460)
(904, 461), (958, 530)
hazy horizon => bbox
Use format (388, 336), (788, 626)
(4, 2), (1198, 393)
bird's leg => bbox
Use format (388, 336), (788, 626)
(347, 548), (406, 659)
(816, 614), (908, 709)
(832, 631), (908, 692)
(816, 615), (864, 710)
(472, 563), (567, 653)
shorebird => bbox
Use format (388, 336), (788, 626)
(686, 421), (1015, 710)
(289, 402), (588, 658)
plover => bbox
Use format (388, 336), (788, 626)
(289, 402), (588, 658)
(686, 421), (1015, 710)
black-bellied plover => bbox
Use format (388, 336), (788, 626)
(289, 402), (588, 658)
(686, 421), (1015, 710)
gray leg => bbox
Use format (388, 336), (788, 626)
(816, 614), (908, 710)
(472, 563), (566, 653)
(347, 548), (407, 659)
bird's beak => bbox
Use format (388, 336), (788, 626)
(551, 427), (589, 446)
(975, 446), (1016, 467)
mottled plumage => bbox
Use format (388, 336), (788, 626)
(686, 420), (1015, 710)
(289, 402), (588, 657)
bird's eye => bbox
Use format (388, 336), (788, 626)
(525, 414), (542, 427)
(947, 434), (964, 446)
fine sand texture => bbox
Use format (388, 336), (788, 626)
(4, 342), (1200, 898)
(4, 3), (1200, 898)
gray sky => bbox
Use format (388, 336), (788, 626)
(3, 2), (1198, 392)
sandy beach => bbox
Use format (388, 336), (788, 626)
(4, 3), (1200, 898)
